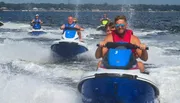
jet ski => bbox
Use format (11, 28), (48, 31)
(28, 28), (46, 36)
(51, 27), (88, 59)
(78, 42), (160, 103)
(96, 25), (106, 32)
(96, 19), (110, 32)
(28, 22), (46, 36)
(0, 21), (4, 26)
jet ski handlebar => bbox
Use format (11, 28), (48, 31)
(31, 22), (41, 24)
(97, 42), (149, 50)
(30, 22), (41, 26)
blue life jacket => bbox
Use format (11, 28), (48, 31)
(33, 19), (41, 29)
(63, 23), (77, 39)
(102, 42), (137, 69)
(65, 23), (76, 28)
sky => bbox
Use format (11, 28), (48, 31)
(0, 0), (180, 5)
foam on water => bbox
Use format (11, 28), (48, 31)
(150, 66), (180, 103)
(133, 29), (168, 37)
(146, 46), (180, 66)
(10, 60), (85, 82)
(0, 72), (81, 103)
(82, 28), (104, 36)
(0, 22), (62, 40)
(1, 22), (30, 29)
(138, 29), (180, 103)
(0, 39), (52, 63)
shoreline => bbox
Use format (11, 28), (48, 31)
(1, 10), (180, 12)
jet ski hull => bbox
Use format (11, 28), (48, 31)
(78, 69), (159, 103)
(28, 29), (46, 36)
(51, 40), (88, 58)
(96, 25), (106, 32)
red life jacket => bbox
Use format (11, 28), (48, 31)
(112, 29), (133, 42)
(111, 29), (135, 53)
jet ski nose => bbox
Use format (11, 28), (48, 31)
(78, 70), (159, 103)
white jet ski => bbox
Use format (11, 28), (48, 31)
(78, 42), (160, 103)
(28, 28), (46, 36)
(51, 27), (88, 58)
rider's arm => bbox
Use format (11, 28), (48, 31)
(132, 35), (148, 61)
(60, 24), (65, 30)
(80, 27), (84, 31)
(75, 25), (83, 31)
(140, 47), (148, 61)
(95, 47), (103, 59)
(31, 19), (34, 23)
(95, 34), (112, 59)
(40, 20), (43, 24)
(75, 25), (84, 31)
(106, 18), (110, 21)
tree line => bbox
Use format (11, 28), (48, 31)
(1, 2), (180, 11)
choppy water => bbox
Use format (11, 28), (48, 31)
(0, 11), (180, 103)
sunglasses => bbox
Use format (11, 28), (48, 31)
(115, 24), (125, 28)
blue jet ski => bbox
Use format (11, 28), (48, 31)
(29, 22), (46, 36)
(51, 27), (88, 59)
(78, 42), (160, 103)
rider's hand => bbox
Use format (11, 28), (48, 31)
(139, 43), (147, 50)
(99, 41), (107, 47)
(60, 25), (65, 30)
(77, 27), (81, 30)
(80, 28), (84, 31)
(79, 39), (83, 42)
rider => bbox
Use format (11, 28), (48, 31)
(96, 22), (116, 69)
(31, 14), (43, 29)
(105, 22), (115, 35)
(95, 15), (148, 73)
(73, 17), (84, 31)
(60, 16), (83, 41)
(100, 14), (110, 26)
(73, 17), (78, 24)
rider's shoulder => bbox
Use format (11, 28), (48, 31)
(104, 34), (113, 41)
(131, 35), (140, 43)
(131, 35), (137, 39)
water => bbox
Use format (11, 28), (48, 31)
(0, 11), (180, 103)
(75, 0), (80, 18)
